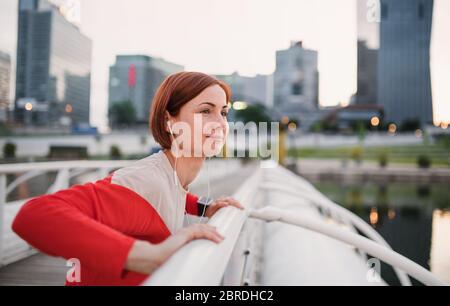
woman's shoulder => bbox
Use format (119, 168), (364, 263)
(108, 150), (171, 198)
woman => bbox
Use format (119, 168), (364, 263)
(12, 71), (243, 286)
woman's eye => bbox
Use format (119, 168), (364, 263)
(200, 109), (228, 117)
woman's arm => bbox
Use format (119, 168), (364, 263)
(205, 196), (244, 218)
(125, 224), (224, 275)
(12, 182), (136, 279)
(13, 181), (226, 278)
(186, 193), (244, 218)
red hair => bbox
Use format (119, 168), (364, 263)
(149, 71), (232, 149)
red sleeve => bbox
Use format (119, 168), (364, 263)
(12, 180), (136, 279)
(186, 193), (199, 216)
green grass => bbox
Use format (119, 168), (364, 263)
(288, 144), (450, 167)
(314, 181), (450, 210)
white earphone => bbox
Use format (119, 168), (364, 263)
(167, 120), (174, 135)
(167, 120), (179, 187)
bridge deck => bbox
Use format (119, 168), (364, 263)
(0, 254), (66, 286)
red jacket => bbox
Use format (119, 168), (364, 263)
(12, 175), (200, 286)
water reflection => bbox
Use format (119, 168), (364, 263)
(313, 179), (450, 286)
(369, 207), (378, 226)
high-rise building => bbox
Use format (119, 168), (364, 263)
(15, 0), (92, 127)
(215, 72), (274, 108)
(377, 0), (434, 126)
(355, 0), (379, 105)
(274, 41), (320, 129)
(108, 55), (183, 126)
(355, 41), (378, 105)
(0, 51), (11, 123)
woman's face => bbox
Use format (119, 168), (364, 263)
(168, 84), (230, 158)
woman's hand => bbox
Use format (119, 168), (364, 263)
(125, 224), (224, 275)
(204, 196), (244, 218)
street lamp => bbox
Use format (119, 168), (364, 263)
(415, 129), (423, 138)
(370, 116), (380, 127)
(232, 101), (248, 111)
(388, 123), (397, 134)
(288, 122), (297, 132)
(65, 104), (73, 113)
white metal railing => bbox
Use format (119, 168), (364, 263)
(259, 166), (413, 286)
(250, 207), (446, 286)
(0, 160), (134, 266)
(144, 162), (447, 286)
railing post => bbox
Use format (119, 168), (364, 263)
(47, 168), (70, 194)
(97, 168), (110, 179)
(0, 174), (6, 266)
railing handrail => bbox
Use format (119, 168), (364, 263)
(265, 166), (413, 285)
(249, 206), (447, 286)
(143, 167), (263, 286)
(143, 163), (445, 286)
(259, 182), (413, 285)
(0, 160), (135, 174)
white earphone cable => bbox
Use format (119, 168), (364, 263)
(198, 156), (211, 223)
(168, 120), (214, 227)
(168, 121), (190, 227)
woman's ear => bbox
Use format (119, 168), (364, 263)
(164, 111), (171, 133)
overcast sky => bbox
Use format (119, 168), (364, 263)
(0, 0), (449, 130)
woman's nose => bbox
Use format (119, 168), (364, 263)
(217, 114), (228, 132)
(208, 113), (226, 128)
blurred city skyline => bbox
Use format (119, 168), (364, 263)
(0, 0), (449, 131)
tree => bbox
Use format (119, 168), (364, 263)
(417, 155), (431, 169)
(311, 121), (323, 133)
(3, 142), (17, 159)
(400, 118), (421, 132)
(109, 145), (122, 160)
(0, 122), (11, 137)
(109, 101), (137, 128)
(233, 103), (272, 125)
(357, 121), (367, 142)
